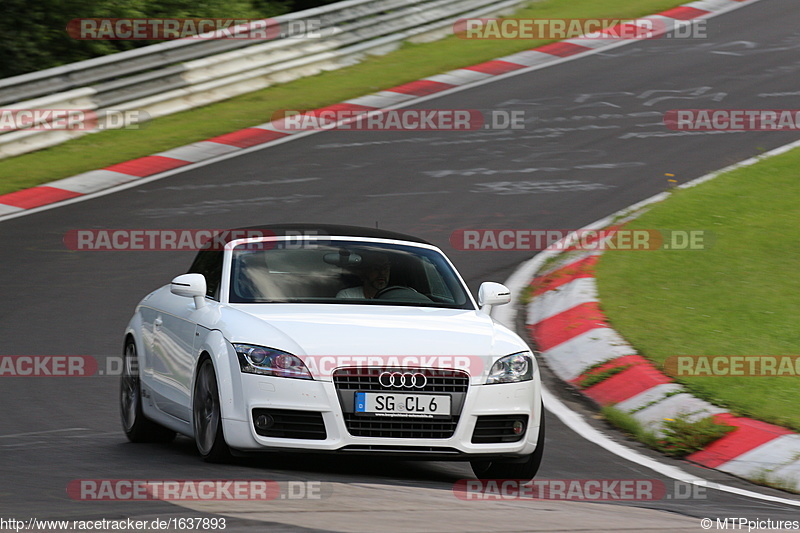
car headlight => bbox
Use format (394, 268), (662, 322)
(233, 343), (312, 379)
(486, 352), (534, 384)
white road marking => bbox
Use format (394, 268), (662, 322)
(0, 0), (762, 223)
(0, 0), (792, 510)
(366, 191), (450, 197)
(0, 428), (89, 438)
(541, 386), (800, 507)
(493, 137), (800, 508)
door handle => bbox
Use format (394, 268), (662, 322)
(154, 317), (163, 328)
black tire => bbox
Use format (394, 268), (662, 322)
(470, 406), (545, 480)
(193, 358), (231, 462)
(120, 339), (176, 443)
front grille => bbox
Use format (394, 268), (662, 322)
(471, 415), (527, 443)
(252, 408), (327, 440)
(333, 367), (468, 439)
(343, 414), (459, 439)
(340, 445), (461, 454)
(333, 367), (469, 393)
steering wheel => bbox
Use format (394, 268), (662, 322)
(373, 286), (432, 302)
(374, 286), (415, 299)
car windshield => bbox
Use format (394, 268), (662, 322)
(228, 239), (473, 309)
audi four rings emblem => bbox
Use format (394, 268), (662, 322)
(379, 371), (427, 388)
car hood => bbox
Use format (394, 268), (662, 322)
(219, 304), (529, 379)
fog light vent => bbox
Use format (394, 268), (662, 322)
(252, 408), (326, 439)
(471, 415), (528, 443)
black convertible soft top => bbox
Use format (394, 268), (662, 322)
(202, 224), (431, 247)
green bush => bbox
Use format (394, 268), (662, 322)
(659, 415), (735, 457)
(577, 364), (632, 389)
(602, 407), (735, 458)
(0, 0), (289, 78)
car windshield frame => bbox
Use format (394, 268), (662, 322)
(220, 236), (476, 310)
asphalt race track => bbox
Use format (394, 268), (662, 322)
(1, 0), (800, 530)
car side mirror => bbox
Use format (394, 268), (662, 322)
(478, 282), (511, 312)
(170, 273), (207, 309)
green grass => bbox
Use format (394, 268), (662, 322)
(577, 364), (632, 389)
(751, 467), (800, 494)
(519, 284), (536, 306)
(659, 415), (736, 457)
(0, 0), (685, 195)
(596, 147), (800, 431)
(600, 405), (661, 449)
(601, 406), (736, 457)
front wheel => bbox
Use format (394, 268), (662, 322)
(120, 339), (176, 443)
(470, 406), (545, 480)
(193, 358), (231, 462)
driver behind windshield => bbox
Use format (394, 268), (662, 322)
(336, 251), (391, 299)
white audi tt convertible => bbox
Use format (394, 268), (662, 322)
(122, 225), (544, 479)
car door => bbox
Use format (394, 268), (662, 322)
(148, 251), (225, 422)
(149, 292), (198, 423)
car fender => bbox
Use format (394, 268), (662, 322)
(123, 310), (149, 382)
(193, 328), (247, 424)
(528, 381), (544, 449)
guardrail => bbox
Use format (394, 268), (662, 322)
(0, 0), (529, 159)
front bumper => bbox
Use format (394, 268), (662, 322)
(221, 372), (542, 458)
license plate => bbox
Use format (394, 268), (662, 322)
(355, 392), (451, 417)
